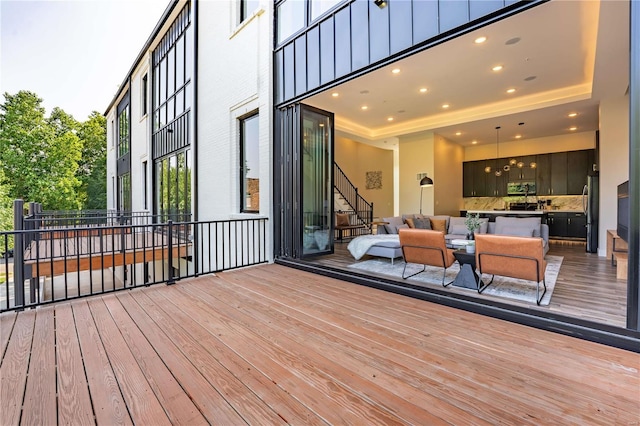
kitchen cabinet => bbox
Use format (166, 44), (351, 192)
(547, 212), (586, 238)
(546, 212), (568, 237)
(567, 212), (587, 238)
(567, 150), (590, 195)
(550, 152), (568, 195)
(464, 149), (594, 198)
(508, 155), (537, 181)
(535, 154), (551, 196)
(485, 158), (509, 196)
(463, 160), (487, 197)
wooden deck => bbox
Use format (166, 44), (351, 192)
(22, 231), (190, 277)
(1, 264), (638, 425)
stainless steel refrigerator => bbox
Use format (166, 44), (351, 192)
(582, 173), (599, 253)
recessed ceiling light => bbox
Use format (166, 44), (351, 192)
(391, 68), (400, 74)
(472, 140), (478, 144)
(568, 112), (578, 117)
(524, 76), (537, 81)
(442, 104), (450, 109)
(419, 88), (428, 93)
(361, 105), (368, 110)
(492, 65), (503, 72)
(515, 134), (522, 139)
(455, 132), (462, 136)
(569, 126), (578, 131)
(505, 37), (521, 45)
(506, 88), (516, 94)
(331, 92), (339, 97)
(474, 36), (487, 44)
(387, 117), (394, 122)
(360, 90), (369, 94)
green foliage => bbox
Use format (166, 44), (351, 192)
(77, 112), (107, 209)
(0, 169), (14, 250)
(0, 91), (107, 212)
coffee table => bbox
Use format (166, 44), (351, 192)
(452, 250), (489, 292)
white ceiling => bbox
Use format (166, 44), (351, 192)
(304, 0), (629, 149)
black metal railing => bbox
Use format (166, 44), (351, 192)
(1, 216), (268, 313)
(334, 162), (374, 227)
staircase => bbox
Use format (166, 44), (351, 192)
(333, 163), (374, 237)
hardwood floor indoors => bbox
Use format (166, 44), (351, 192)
(311, 240), (628, 328)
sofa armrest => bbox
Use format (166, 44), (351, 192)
(540, 224), (549, 242)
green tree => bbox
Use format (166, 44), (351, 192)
(0, 91), (82, 210)
(0, 169), (14, 252)
(77, 112), (107, 209)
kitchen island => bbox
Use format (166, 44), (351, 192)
(461, 209), (548, 222)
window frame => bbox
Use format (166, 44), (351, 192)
(141, 73), (148, 117)
(239, 111), (260, 213)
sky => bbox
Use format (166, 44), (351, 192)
(1, 0), (169, 121)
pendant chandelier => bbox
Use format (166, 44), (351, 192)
(484, 126), (536, 176)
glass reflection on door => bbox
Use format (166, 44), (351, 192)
(301, 107), (333, 256)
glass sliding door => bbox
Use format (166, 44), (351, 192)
(301, 105), (333, 256)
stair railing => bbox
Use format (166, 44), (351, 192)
(333, 163), (373, 228)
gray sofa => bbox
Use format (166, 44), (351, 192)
(375, 214), (549, 256)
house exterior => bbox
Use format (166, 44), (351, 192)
(106, 0), (639, 344)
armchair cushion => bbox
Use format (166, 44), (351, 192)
(399, 229), (456, 268)
(475, 234), (547, 283)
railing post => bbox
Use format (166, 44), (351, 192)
(13, 200), (24, 308)
(167, 220), (175, 285)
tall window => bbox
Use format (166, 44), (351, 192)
(118, 173), (131, 213)
(240, 113), (260, 213)
(152, 3), (192, 222)
(117, 104), (129, 158)
(142, 74), (148, 116)
(239, 0), (259, 23)
(156, 149), (191, 222)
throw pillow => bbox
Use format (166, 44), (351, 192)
(502, 226), (535, 237)
(430, 218), (447, 233)
(395, 224), (409, 233)
(336, 213), (350, 227)
(449, 224), (468, 235)
(478, 219), (489, 234)
(404, 218), (415, 228)
(383, 216), (404, 234)
(413, 218), (432, 229)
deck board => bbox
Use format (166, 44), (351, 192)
(54, 303), (95, 426)
(21, 306), (56, 426)
(87, 297), (172, 425)
(0, 311), (16, 359)
(72, 301), (132, 426)
(0, 310), (35, 426)
(1, 264), (638, 425)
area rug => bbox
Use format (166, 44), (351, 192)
(348, 255), (563, 306)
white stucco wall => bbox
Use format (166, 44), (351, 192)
(599, 95), (630, 256)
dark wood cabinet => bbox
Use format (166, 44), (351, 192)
(547, 212), (586, 239)
(508, 155), (537, 181)
(567, 212), (587, 238)
(567, 150), (589, 195)
(463, 161), (487, 197)
(546, 212), (568, 237)
(550, 152), (568, 195)
(535, 154), (551, 196)
(485, 158), (508, 196)
(464, 149), (594, 198)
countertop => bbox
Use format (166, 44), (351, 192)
(465, 209), (584, 214)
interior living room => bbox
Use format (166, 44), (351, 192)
(300, 0), (631, 328)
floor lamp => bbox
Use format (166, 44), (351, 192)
(419, 175), (434, 214)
